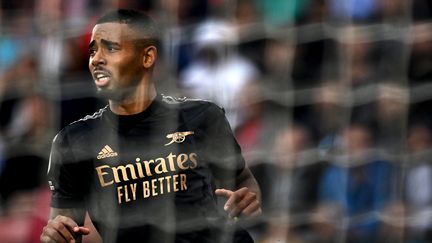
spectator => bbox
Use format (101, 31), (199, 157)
(259, 124), (325, 242)
(180, 20), (259, 129)
(327, 0), (379, 23)
(317, 123), (395, 242)
(404, 123), (432, 242)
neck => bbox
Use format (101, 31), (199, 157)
(109, 82), (157, 115)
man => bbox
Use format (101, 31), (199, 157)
(179, 20), (259, 130)
(40, 9), (261, 243)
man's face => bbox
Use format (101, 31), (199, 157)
(88, 22), (144, 100)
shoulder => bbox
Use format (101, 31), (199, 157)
(161, 94), (225, 118)
(53, 106), (108, 144)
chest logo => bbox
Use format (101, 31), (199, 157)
(165, 131), (194, 146)
(97, 145), (118, 159)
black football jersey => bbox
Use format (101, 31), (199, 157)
(47, 94), (248, 243)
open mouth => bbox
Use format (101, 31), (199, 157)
(93, 71), (111, 87)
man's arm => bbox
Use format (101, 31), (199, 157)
(235, 166), (262, 201)
(215, 167), (262, 219)
(41, 207), (90, 243)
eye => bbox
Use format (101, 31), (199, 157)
(89, 49), (97, 57)
(107, 45), (117, 52)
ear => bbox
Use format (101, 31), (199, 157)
(143, 46), (157, 69)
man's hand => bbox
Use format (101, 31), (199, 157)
(40, 215), (90, 243)
(215, 187), (262, 219)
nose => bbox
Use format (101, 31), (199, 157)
(90, 50), (106, 67)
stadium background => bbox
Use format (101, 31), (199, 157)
(0, 0), (431, 242)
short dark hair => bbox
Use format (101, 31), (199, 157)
(96, 9), (160, 49)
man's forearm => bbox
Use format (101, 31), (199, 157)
(235, 167), (262, 203)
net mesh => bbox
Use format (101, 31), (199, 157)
(0, 0), (431, 242)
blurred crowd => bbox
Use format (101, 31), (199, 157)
(0, 0), (432, 242)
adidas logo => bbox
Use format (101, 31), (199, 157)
(97, 145), (118, 159)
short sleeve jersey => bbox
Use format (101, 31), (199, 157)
(47, 94), (246, 242)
